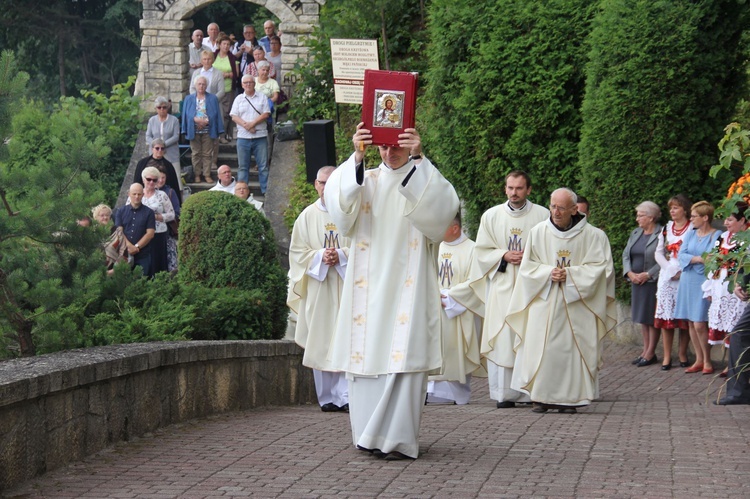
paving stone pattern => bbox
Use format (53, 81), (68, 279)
(3, 339), (749, 498)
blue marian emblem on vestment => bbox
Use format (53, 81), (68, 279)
(324, 223), (340, 249)
(439, 253), (453, 287)
(508, 228), (523, 251)
(556, 249), (571, 268)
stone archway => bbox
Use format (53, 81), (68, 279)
(135, 0), (322, 106)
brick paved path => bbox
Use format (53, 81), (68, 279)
(3, 339), (749, 498)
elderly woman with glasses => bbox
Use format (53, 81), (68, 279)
(622, 201), (663, 367)
(128, 166), (175, 275)
(145, 96), (180, 169)
(133, 139), (182, 200)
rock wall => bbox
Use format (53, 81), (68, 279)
(0, 340), (315, 490)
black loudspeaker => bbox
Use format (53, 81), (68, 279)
(303, 120), (336, 184)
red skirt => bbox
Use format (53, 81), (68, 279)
(654, 317), (689, 330)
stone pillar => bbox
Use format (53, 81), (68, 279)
(136, 18), (193, 109)
(277, 21), (315, 94)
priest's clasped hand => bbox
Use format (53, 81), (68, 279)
(551, 267), (567, 282)
(323, 247), (340, 266)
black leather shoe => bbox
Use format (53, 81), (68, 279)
(558, 407), (577, 414)
(321, 403), (339, 412)
(496, 401), (516, 409)
(637, 356), (657, 367)
(631, 356), (643, 365)
(679, 361), (690, 368)
(661, 364), (672, 371)
(339, 403), (349, 413)
(714, 397), (750, 405)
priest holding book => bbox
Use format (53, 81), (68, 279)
(324, 122), (459, 460)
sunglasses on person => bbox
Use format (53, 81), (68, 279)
(153, 146), (165, 151)
(144, 178), (158, 182)
(156, 106), (167, 109)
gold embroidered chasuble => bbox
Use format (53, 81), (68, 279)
(505, 218), (616, 406)
(470, 201), (549, 367)
(287, 200), (351, 370)
(324, 153), (459, 375)
(432, 235), (483, 383)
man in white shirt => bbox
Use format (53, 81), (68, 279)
(202, 22), (220, 52)
(188, 30), (204, 78)
(230, 75), (271, 194)
(209, 165), (236, 194)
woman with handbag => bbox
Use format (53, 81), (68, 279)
(623, 201), (663, 367)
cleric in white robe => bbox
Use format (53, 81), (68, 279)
(287, 166), (351, 412)
(324, 123), (459, 459)
(427, 213), (484, 405)
(505, 188), (616, 414)
(469, 171), (549, 408)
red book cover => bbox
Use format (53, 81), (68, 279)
(361, 69), (418, 147)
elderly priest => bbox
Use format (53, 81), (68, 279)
(505, 188), (616, 414)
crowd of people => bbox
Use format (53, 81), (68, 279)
(623, 196), (748, 378)
(77, 19), (750, 460)
(177, 20), (284, 186)
(84, 20), (280, 277)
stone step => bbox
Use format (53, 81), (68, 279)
(180, 136), (265, 196)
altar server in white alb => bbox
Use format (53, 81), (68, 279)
(427, 212), (484, 405)
(470, 171), (548, 408)
(287, 166), (351, 413)
(506, 188), (616, 414)
(324, 123), (459, 460)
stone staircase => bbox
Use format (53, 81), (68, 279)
(180, 136), (266, 205)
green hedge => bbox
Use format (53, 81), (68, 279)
(423, 0), (597, 233)
(578, 0), (750, 299)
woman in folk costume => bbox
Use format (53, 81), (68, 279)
(653, 194), (693, 370)
(701, 202), (749, 377)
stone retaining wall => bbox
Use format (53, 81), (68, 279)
(0, 340), (315, 491)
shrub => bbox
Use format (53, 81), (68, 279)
(179, 191), (287, 339)
(578, 0), (750, 300)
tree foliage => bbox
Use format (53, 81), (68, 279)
(288, 0), (430, 127)
(423, 0), (598, 234)
(6, 76), (144, 204)
(0, 52), (111, 356)
(578, 0), (750, 299)
(0, 0), (142, 101)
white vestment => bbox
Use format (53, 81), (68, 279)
(506, 217), (616, 406)
(325, 153), (459, 457)
(287, 200), (351, 406)
(470, 201), (549, 402)
(427, 234), (483, 405)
